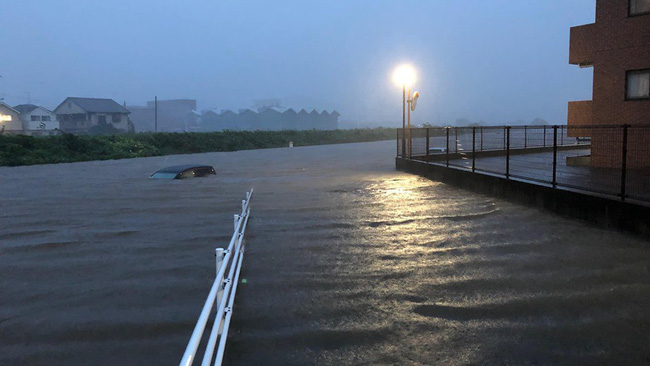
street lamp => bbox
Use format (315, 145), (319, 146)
(393, 64), (418, 158)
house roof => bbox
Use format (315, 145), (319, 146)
(269, 106), (288, 113)
(0, 102), (20, 114)
(13, 104), (39, 114)
(259, 108), (279, 115)
(239, 108), (258, 114)
(57, 97), (130, 114)
(14, 104), (54, 114)
(283, 108), (297, 115)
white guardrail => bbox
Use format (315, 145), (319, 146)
(180, 188), (254, 366)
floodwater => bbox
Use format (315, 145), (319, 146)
(0, 140), (648, 365)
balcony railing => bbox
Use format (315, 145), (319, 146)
(397, 125), (650, 203)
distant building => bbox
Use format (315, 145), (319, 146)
(258, 107), (285, 130)
(297, 109), (310, 129)
(54, 97), (131, 134)
(200, 107), (339, 131)
(182, 110), (202, 132)
(252, 99), (282, 113)
(568, 0), (650, 167)
(13, 104), (59, 135)
(201, 99), (339, 131)
(0, 102), (23, 134)
(127, 99), (197, 132)
(238, 109), (260, 130)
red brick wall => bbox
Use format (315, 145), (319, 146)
(567, 100), (593, 137)
(569, 0), (650, 167)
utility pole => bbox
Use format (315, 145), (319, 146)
(154, 96), (158, 133)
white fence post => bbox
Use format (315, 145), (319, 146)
(180, 189), (253, 366)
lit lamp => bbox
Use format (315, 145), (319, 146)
(393, 64), (419, 158)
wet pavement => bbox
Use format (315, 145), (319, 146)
(1, 140), (649, 365)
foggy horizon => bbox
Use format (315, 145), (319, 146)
(1, 0), (596, 127)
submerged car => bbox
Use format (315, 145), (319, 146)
(151, 165), (216, 179)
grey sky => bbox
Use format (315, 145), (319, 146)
(1, 0), (595, 126)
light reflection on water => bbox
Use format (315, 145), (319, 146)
(0, 140), (648, 365)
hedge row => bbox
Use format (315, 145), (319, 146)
(0, 128), (396, 166)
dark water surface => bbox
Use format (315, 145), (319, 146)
(1, 141), (648, 365)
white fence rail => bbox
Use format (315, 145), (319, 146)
(180, 189), (254, 366)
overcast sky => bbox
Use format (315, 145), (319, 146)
(1, 0), (595, 126)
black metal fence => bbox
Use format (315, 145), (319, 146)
(397, 125), (650, 203)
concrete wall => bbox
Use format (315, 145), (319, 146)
(396, 157), (650, 238)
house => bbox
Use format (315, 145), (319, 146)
(13, 104), (59, 135)
(0, 102), (23, 134)
(54, 97), (131, 134)
(568, 0), (650, 167)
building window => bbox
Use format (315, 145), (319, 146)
(0, 114), (12, 122)
(626, 69), (650, 99)
(630, 0), (650, 16)
(42, 115), (51, 122)
(98, 115), (107, 124)
(112, 114), (121, 123)
(31, 115), (41, 121)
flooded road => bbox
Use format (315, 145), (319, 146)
(1, 140), (648, 365)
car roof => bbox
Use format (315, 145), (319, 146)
(154, 165), (214, 174)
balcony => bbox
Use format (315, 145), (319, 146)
(569, 23), (596, 67)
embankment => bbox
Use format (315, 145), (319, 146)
(0, 128), (395, 166)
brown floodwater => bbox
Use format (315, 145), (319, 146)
(0, 140), (648, 365)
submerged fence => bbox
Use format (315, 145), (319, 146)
(397, 125), (650, 203)
(180, 189), (253, 366)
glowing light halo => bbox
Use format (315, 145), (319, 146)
(393, 64), (417, 88)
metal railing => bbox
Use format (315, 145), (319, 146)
(397, 125), (650, 203)
(180, 188), (254, 366)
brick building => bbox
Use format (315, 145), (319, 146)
(568, 0), (650, 167)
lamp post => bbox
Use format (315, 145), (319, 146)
(393, 64), (417, 158)
(402, 84), (406, 157)
(407, 87), (411, 157)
